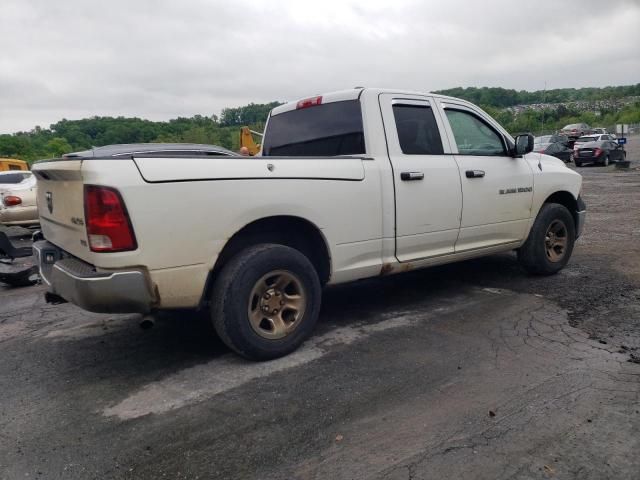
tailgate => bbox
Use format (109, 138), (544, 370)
(31, 160), (88, 260)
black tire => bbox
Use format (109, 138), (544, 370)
(211, 244), (321, 360)
(574, 159), (582, 167)
(602, 155), (610, 167)
(518, 203), (576, 275)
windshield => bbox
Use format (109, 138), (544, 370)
(262, 100), (365, 156)
(576, 136), (596, 143)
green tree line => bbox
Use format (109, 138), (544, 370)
(2, 85), (639, 163)
(0, 102), (280, 162)
(435, 84), (640, 108)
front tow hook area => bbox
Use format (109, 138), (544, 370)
(44, 291), (68, 305)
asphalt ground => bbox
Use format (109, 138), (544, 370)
(1, 137), (639, 479)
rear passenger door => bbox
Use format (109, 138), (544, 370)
(379, 94), (463, 262)
(437, 102), (534, 252)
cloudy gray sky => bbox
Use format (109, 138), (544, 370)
(1, 0), (639, 133)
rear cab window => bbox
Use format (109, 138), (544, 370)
(262, 100), (365, 156)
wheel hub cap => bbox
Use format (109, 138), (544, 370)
(544, 220), (568, 263)
(248, 270), (306, 340)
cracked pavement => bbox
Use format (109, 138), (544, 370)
(1, 138), (639, 479)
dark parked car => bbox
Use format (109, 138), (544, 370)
(533, 135), (573, 162)
(574, 140), (626, 167)
(560, 123), (594, 139)
(572, 134), (615, 156)
(61, 143), (237, 158)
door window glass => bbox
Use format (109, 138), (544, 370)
(445, 109), (506, 156)
(392, 104), (444, 155)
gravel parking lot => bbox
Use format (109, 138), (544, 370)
(1, 137), (639, 480)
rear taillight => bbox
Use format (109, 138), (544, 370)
(3, 195), (22, 207)
(593, 148), (602, 157)
(296, 96), (322, 109)
(84, 185), (137, 252)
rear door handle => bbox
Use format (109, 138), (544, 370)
(465, 170), (485, 178)
(400, 172), (424, 181)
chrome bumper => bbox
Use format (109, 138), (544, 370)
(33, 240), (155, 314)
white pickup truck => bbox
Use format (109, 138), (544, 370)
(32, 88), (585, 360)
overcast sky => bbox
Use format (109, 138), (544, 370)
(1, 0), (639, 133)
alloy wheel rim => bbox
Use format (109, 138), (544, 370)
(248, 270), (307, 339)
(544, 220), (568, 263)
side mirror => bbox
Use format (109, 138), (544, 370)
(514, 133), (534, 156)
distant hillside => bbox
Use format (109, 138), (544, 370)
(0, 102), (281, 162)
(434, 84), (640, 108)
(1, 85), (639, 162)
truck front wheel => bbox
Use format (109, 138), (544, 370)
(518, 203), (576, 275)
(211, 244), (321, 360)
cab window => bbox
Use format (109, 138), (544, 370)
(445, 109), (506, 156)
(392, 104), (444, 155)
(262, 100), (365, 156)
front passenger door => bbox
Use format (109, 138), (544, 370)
(439, 104), (534, 252)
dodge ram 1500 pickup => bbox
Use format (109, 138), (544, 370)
(32, 88), (585, 360)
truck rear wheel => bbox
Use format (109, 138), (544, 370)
(211, 244), (321, 360)
(518, 203), (576, 275)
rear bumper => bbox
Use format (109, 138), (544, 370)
(33, 240), (155, 314)
(0, 206), (39, 226)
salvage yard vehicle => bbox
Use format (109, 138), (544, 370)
(60, 142), (237, 159)
(0, 171), (39, 226)
(574, 138), (626, 167)
(0, 158), (29, 172)
(560, 123), (594, 139)
(31, 88), (585, 360)
(533, 135), (573, 163)
(572, 133), (616, 156)
(592, 127), (615, 138)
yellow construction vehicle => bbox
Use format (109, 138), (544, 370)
(239, 127), (263, 156)
(0, 158), (29, 171)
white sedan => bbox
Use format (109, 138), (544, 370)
(0, 171), (38, 226)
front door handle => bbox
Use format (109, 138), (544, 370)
(465, 170), (485, 178)
(400, 172), (424, 181)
